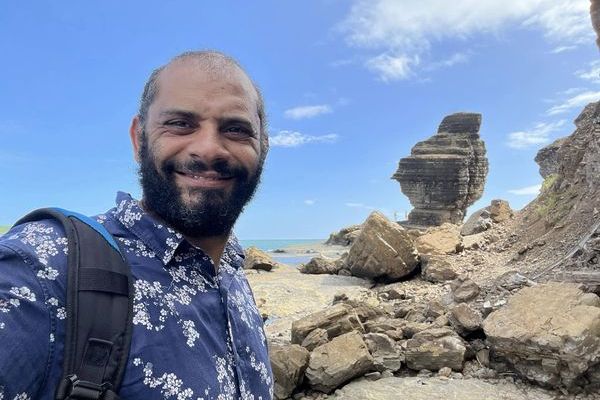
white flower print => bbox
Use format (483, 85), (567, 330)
(131, 267), (212, 344)
(56, 307), (66, 320)
(133, 358), (195, 399)
(115, 199), (143, 228)
(214, 354), (237, 400)
(94, 214), (108, 224)
(1, 286), (37, 330)
(163, 237), (179, 264)
(45, 297), (66, 321)
(181, 320), (199, 347)
(117, 237), (156, 259)
(9, 287), (36, 302)
(248, 350), (272, 387)
(10, 222), (66, 280)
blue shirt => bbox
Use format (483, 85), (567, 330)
(0, 192), (273, 400)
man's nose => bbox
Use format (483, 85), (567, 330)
(187, 123), (230, 165)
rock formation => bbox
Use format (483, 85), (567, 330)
(460, 199), (513, 236)
(325, 224), (362, 246)
(305, 331), (375, 393)
(270, 344), (309, 399)
(535, 137), (566, 179)
(392, 112), (489, 226)
(345, 211), (420, 282)
(483, 282), (600, 390)
(244, 246), (278, 271)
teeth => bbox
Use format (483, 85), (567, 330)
(190, 174), (220, 180)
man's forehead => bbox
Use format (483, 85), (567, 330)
(157, 58), (258, 101)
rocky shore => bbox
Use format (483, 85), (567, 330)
(243, 104), (600, 399)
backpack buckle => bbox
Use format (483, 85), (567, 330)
(56, 374), (112, 400)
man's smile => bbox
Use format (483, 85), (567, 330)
(175, 170), (234, 189)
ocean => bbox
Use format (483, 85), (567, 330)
(239, 239), (324, 266)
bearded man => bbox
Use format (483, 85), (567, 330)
(0, 51), (273, 399)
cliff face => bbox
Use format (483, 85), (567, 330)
(392, 113), (489, 226)
(513, 101), (600, 274)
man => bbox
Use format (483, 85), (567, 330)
(0, 51), (273, 399)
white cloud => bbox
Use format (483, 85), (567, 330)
(507, 120), (566, 149)
(284, 105), (332, 119)
(547, 91), (600, 115)
(425, 52), (470, 71)
(366, 53), (420, 81)
(576, 61), (600, 84)
(304, 200), (316, 206)
(508, 184), (541, 195)
(339, 0), (591, 80)
(550, 45), (577, 54)
(270, 130), (339, 147)
(523, 1), (591, 44)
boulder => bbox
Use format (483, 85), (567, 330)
(244, 246), (278, 271)
(415, 223), (463, 255)
(483, 282), (600, 389)
(421, 256), (458, 283)
(306, 331), (375, 393)
(405, 327), (467, 371)
(364, 333), (402, 372)
(451, 278), (480, 303)
(448, 303), (483, 337)
(299, 257), (341, 275)
(392, 112), (489, 226)
(270, 344), (310, 399)
(346, 211), (419, 282)
(460, 209), (492, 236)
(489, 199), (513, 223)
(326, 224), (362, 246)
(301, 328), (329, 351)
(332, 376), (556, 400)
(291, 303), (363, 345)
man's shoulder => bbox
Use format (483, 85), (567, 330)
(0, 217), (71, 285)
(1, 217), (67, 259)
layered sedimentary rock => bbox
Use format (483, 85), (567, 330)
(305, 331), (375, 393)
(483, 282), (600, 389)
(392, 113), (488, 226)
(346, 211), (419, 282)
(535, 137), (566, 179)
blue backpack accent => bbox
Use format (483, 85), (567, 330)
(14, 208), (133, 400)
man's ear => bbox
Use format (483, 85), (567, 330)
(129, 116), (142, 163)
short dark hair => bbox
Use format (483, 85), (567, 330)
(137, 50), (269, 159)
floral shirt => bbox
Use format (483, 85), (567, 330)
(0, 192), (273, 400)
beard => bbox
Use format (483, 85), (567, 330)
(138, 132), (263, 237)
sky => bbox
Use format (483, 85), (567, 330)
(0, 0), (598, 239)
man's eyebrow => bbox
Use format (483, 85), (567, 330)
(158, 109), (199, 119)
(219, 116), (253, 125)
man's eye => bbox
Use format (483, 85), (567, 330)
(165, 120), (191, 128)
(225, 126), (253, 137)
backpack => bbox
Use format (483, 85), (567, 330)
(14, 208), (133, 400)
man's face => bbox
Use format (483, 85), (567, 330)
(133, 61), (264, 237)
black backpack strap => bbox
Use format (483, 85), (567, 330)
(14, 208), (133, 400)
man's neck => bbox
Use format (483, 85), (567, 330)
(185, 235), (229, 269)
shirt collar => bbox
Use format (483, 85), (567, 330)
(111, 191), (244, 266)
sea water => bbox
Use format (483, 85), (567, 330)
(239, 239), (324, 266)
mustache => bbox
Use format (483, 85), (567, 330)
(162, 158), (249, 180)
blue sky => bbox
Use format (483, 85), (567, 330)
(1, 1), (598, 239)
